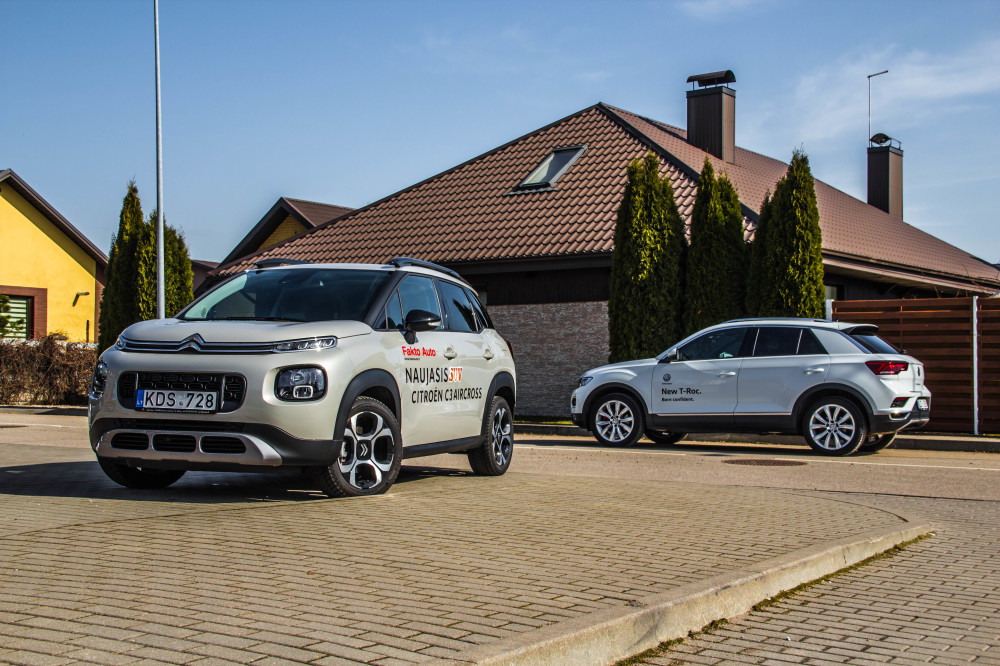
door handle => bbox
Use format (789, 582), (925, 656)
(483, 348), (495, 360)
(805, 367), (826, 375)
(443, 348), (458, 360)
(716, 371), (736, 377)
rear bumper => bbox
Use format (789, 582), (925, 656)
(90, 417), (339, 468)
(870, 404), (931, 434)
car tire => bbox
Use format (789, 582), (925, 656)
(311, 396), (402, 498)
(96, 458), (186, 489)
(468, 396), (514, 476)
(802, 397), (868, 456)
(858, 432), (897, 453)
(645, 430), (687, 445)
(591, 393), (645, 447)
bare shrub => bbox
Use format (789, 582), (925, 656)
(0, 335), (97, 405)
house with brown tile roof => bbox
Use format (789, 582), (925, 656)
(212, 74), (1000, 415)
(217, 196), (353, 272)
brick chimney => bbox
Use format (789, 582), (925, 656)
(867, 133), (903, 218)
(686, 70), (736, 163)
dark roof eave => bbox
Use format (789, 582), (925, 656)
(823, 251), (1000, 294)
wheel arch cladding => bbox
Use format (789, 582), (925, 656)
(488, 372), (516, 412)
(334, 369), (402, 445)
(583, 383), (649, 423)
(794, 384), (873, 432)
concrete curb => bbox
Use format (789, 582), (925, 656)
(514, 423), (1000, 453)
(426, 518), (933, 666)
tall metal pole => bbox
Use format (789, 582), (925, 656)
(867, 70), (888, 142)
(154, 0), (165, 319)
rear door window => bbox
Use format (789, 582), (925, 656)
(753, 327), (802, 357)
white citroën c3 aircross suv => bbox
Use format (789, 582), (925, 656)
(570, 318), (931, 456)
(88, 258), (516, 497)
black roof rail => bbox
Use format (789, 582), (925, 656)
(386, 257), (466, 282)
(721, 317), (828, 324)
(253, 257), (309, 269)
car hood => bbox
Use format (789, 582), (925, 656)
(588, 358), (658, 375)
(120, 318), (372, 344)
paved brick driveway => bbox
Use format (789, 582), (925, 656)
(640, 493), (1000, 665)
(0, 440), (911, 666)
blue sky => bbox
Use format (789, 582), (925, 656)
(3, 0), (1000, 265)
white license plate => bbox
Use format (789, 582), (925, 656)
(136, 389), (218, 412)
(917, 398), (929, 411)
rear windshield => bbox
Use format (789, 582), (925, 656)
(179, 268), (392, 322)
(849, 332), (901, 355)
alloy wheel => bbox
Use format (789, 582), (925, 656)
(595, 399), (634, 443)
(808, 403), (857, 451)
(340, 411), (396, 490)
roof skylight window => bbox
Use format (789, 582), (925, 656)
(516, 146), (586, 191)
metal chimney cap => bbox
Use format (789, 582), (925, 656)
(869, 133), (902, 149)
(687, 70), (736, 88)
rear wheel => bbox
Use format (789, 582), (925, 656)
(802, 397), (868, 456)
(859, 432), (897, 453)
(468, 396), (514, 476)
(97, 458), (185, 489)
(645, 430), (687, 445)
(591, 393), (645, 447)
(311, 396), (402, 498)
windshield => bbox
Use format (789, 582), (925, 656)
(179, 268), (392, 322)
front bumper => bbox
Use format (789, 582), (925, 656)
(90, 417), (340, 468)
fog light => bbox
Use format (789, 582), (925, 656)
(276, 366), (326, 401)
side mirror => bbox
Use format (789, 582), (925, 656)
(404, 309), (441, 333)
(660, 349), (679, 363)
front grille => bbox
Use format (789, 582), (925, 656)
(111, 432), (149, 450)
(117, 372), (247, 412)
(201, 436), (247, 454)
(152, 434), (197, 453)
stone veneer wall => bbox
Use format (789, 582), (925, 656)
(488, 301), (609, 418)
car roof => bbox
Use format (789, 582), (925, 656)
(716, 317), (872, 332)
(244, 258), (473, 287)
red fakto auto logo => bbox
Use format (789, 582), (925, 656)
(402, 346), (436, 358)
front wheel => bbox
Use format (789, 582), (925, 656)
(97, 458), (186, 489)
(591, 393), (645, 447)
(645, 430), (687, 445)
(468, 396), (514, 476)
(311, 396), (402, 498)
(802, 397), (868, 456)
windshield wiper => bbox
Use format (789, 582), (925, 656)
(218, 316), (305, 322)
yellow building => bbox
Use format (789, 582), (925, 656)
(0, 169), (107, 343)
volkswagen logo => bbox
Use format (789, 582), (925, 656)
(662, 374), (671, 383)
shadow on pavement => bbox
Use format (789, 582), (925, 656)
(0, 459), (475, 503)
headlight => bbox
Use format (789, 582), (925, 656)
(579, 376), (593, 387)
(275, 366), (327, 401)
(91, 361), (109, 397)
(273, 337), (337, 352)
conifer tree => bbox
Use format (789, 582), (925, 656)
(97, 186), (195, 351)
(98, 181), (145, 351)
(608, 152), (686, 362)
(758, 150), (825, 318)
(745, 192), (773, 316)
(683, 159), (747, 335)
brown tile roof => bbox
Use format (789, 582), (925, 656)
(216, 104), (1000, 292)
(218, 197), (353, 266)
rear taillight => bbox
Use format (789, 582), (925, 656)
(866, 360), (908, 375)
(501, 336), (514, 361)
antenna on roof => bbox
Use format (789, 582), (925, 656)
(867, 70), (889, 143)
